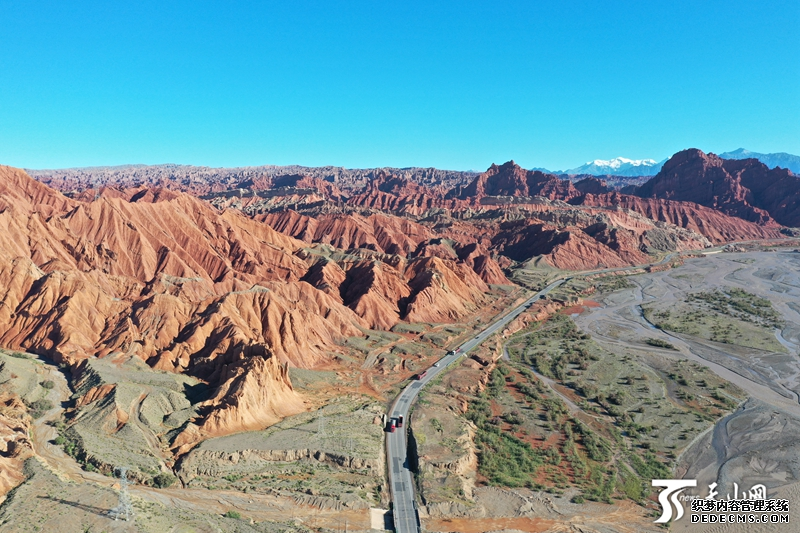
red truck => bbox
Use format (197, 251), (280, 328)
(415, 370), (428, 380)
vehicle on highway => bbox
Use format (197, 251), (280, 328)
(414, 370), (428, 380)
(446, 350), (455, 356)
(387, 420), (396, 432)
(397, 415), (404, 427)
(433, 361), (440, 367)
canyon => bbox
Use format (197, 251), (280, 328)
(1, 147), (799, 531)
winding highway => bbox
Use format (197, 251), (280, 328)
(385, 278), (568, 533)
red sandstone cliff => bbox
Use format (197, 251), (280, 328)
(633, 149), (800, 227)
(576, 192), (782, 242)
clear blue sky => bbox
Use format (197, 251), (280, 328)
(1, 1), (798, 171)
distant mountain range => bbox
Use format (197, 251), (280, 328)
(564, 157), (666, 177)
(539, 149), (800, 177)
(533, 157), (665, 177)
(718, 148), (800, 174)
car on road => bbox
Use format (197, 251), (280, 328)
(433, 361), (440, 367)
(387, 420), (396, 432)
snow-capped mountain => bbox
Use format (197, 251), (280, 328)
(562, 157), (665, 177)
(719, 148), (800, 174)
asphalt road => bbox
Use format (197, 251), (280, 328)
(385, 278), (568, 533)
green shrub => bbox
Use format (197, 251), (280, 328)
(152, 472), (178, 488)
(475, 426), (543, 487)
(645, 338), (675, 349)
(224, 510), (241, 519)
(25, 399), (53, 419)
(40, 380), (55, 390)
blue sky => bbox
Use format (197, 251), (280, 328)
(1, 1), (798, 171)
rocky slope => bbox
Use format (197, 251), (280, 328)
(259, 210), (434, 256)
(173, 354), (305, 452)
(575, 192), (782, 242)
(0, 393), (33, 498)
(454, 161), (581, 202)
(0, 166), (362, 445)
(634, 148), (800, 227)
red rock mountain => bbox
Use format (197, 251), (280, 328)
(634, 149), (800, 227)
(575, 193), (781, 242)
(456, 161), (581, 202)
(347, 173), (468, 215)
(0, 166), (511, 443)
(0, 166), (362, 443)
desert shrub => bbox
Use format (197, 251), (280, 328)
(516, 382), (541, 401)
(628, 451), (669, 480)
(488, 368), (507, 398)
(40, 380), (55, 389)
(579, 431), (612, 462)
(620, 474), (643, 501)
(152, 472), (178, 488)
(645, 338), (675, 349)
(475, 426), (543, 487)
(224, 510), (241, 519)
(25, 398), (53, 418)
